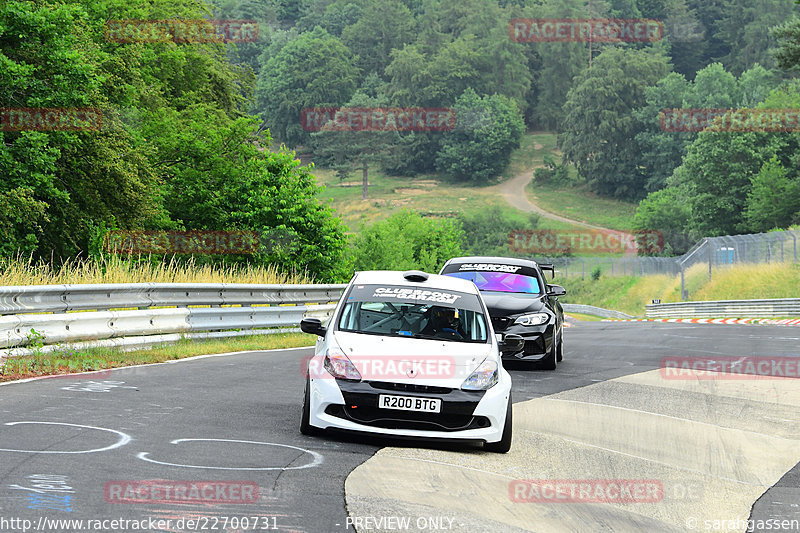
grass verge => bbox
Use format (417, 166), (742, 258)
(0, 332), (315, 383)
(0, 255), (312, 286)
(313, 132), (585, 232)
(525, 181), (638, 230)
(563, 312), (604, 321)
(559, 262), (800, 317)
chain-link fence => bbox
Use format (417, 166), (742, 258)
(520, 229), (800, 300)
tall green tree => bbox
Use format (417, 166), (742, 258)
(633, 186), (693, 254)
(714, 0), (799, 75)
(340, 0), (416, 77)
(435, 89), (525, 183)
(310, 89), (401, 199)
(670, 131), (790, 236)
(634, 63), (778, 192)
(1, 0), (351, 281)
(744, 157), (800, 232)
(773, 13), (800, 71)
(526, 0), (590, 130)
(256, 27), (359, 147)
(561, 47), (670, 200)
(0, 0), (166, 258)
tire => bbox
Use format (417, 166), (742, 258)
(485, 396), (513, 453)
(300, 378), (319, 436)
(538, 336), (557, 370)
(556, 332), (563, 362)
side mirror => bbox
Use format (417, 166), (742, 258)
(547, 284), (566, 296)
(499, 334), (524, 353)
(300, 317), (327, 337)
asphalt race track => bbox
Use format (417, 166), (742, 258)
(1, 321), (798, 533)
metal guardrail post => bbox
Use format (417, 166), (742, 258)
(680, 265), (687, 301)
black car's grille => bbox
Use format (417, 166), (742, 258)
(491, 316), (514, 331)
(325, 404), (490, 432)
(369, 381), (452, 394)
(523, 337), (546, 355)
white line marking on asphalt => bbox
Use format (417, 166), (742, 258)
(0, 422), (132, 454)
(137, 438), (324, 471)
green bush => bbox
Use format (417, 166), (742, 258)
(350, 211), (464, 272)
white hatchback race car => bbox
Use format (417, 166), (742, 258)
(299, 270), (521, 453)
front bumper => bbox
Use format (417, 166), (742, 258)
(308, 377), (510, 443)
(495, 320), (556, 362)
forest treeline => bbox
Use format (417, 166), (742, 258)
(2, 0), (800, 280)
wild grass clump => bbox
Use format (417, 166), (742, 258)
(0, 255), (312, 286)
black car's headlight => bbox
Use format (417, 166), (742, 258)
(514, 313), (550, 326)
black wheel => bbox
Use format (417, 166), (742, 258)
(485, 396), (512, 453)
(538, 336), (557, 370)
(556, 332), (563, 362)
(300, 378), (319, 436)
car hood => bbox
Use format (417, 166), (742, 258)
(480, 292), (547, 317)
(331, 331), (493, 384)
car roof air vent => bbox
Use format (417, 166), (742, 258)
(403, 270), (429, 282)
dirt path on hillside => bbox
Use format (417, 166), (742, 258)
(494, 170), (612, 231)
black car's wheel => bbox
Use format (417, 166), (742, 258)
(300, 378), (319, 436)
(556, 331), (563, 362)
(485, 396), (512, 453)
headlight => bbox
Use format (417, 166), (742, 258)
(461, 358), (498, 391)
(514, 312), (550, 326)
(323, 348), (362, 381)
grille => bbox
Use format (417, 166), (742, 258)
(491, 316), (513, 331)
(368, 381), (452, 395)
(325, 404), (490, 432)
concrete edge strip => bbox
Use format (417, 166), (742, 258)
(603, 318), (800, 326)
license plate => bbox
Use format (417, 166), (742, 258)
(378, 394), (442, 413)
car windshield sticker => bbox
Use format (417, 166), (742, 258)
(441, 262), (542, 278)
(345, 284), (483, 311)
(373, 287), (461, 304)
(457, 263), (521, 273)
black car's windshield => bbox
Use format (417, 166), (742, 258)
(337, 284), (488, 343)
(445, 271), (541, 295)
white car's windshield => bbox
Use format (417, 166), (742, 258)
(337, 284), (488, 343)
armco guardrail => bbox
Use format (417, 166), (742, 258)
(0, 283), (346, 314)
(646, 298), (800, 318)
(562, 304), (632, 319)
(0, 283), (347, 358)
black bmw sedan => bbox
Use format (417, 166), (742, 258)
(440, 257), (566, 370)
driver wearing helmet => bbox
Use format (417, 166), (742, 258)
(420, 305), (465, 339)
